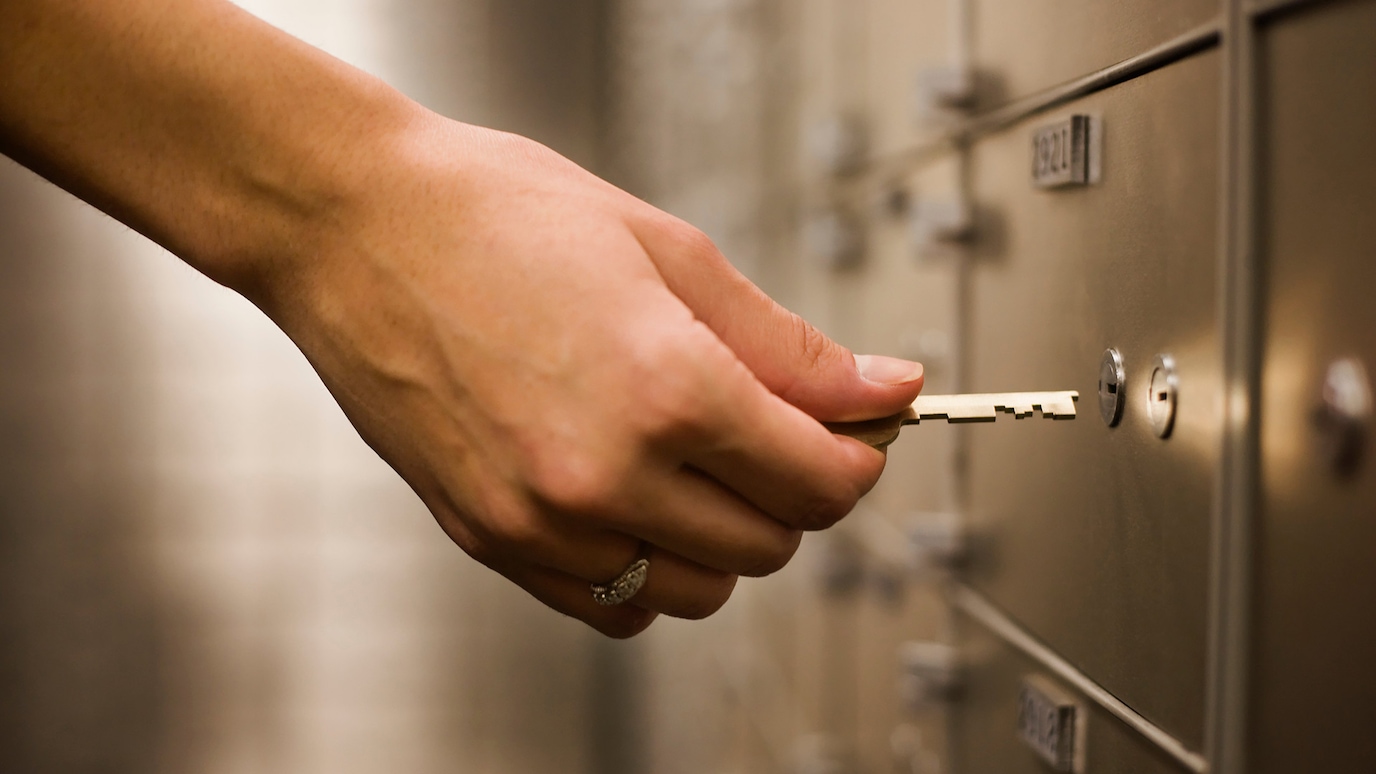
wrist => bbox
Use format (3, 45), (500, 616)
(188, 74), (429, 304)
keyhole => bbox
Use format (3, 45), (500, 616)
(1147, 354), (1178, 439)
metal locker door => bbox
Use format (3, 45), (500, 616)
(1252, 2), (1376, 771)
(950, 604), (1192, 774)
(959, 49), (1222, 751)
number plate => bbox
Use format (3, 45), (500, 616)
(1032, 115), (1095, 188)
(1017, 675), (1085, 772)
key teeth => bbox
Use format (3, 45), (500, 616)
(1039, 392), (1079, 419)
(1042, 399), (1078, 418)
(937, 408), (997, 421)
(1005, 400), (1078, 419)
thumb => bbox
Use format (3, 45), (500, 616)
(632, 214), (923, 422)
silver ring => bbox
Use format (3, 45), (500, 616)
(591, 557), (650, 606)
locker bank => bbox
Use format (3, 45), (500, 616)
(764, 1), (1375, 772)
(0, 1), (1372, 773)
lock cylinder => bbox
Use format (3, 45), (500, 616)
(1147, 354), (1178, 439)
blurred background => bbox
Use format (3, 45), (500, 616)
(2, 1), (1373, 773)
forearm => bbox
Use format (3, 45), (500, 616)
(0, 0), (422, 293)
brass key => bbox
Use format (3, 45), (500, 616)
(827, 391), (1080, 448)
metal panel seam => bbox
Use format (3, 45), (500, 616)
(958, 20), (1223, 137)
(950, 584), (1210, 774)
(1248, 0), (1329, 20)
(849, 19), (1222, 185)
(1204, 1), (1260, 772)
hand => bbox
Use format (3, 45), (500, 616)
(0, 0), (922, 637)
(259, 119), (924, 636)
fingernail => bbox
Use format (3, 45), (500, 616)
(855, 354), (924, 385)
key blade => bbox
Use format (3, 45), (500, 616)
(914, 391), (1080, 422)
(827, 390), (1079, 448)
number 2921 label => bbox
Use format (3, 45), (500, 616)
(1032, 115), (1094, 188)
(1017, 675), (1085, 772)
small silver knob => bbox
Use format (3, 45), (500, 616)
(908, 511), (966, 573)
(909, 198), (972, 260)
(899, 641), (962, 708)
(915, 66), (975, 124)
(807, 113), (867, 176)
(1315, 357), (1371, 476)
(804, 208), (865, 270)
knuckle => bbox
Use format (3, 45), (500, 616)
(741, 529), (804, 578)
(675, 572), (738, 620)
(430, 504), (491, 560)
(630, 328), (719, 444)
(665, 219), (726, 264)
(528, 449), (631, 518)
(484, 509), (546, 555)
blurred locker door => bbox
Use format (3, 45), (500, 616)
(1253, 2), (1376, 771)
(958, 48), (1221, 756)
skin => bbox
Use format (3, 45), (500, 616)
(0, 0), (924, 637)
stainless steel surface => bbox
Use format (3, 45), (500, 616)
(1148, 354), (1181, 439)
(1252, 3), (1376, 772)
(962, 50), (1222, 748)
(971, 0), (1219, 110)
(951, 589), (1204, 774)
(1098, 348), (1127, 427)
(828, 391), (1079, 448)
